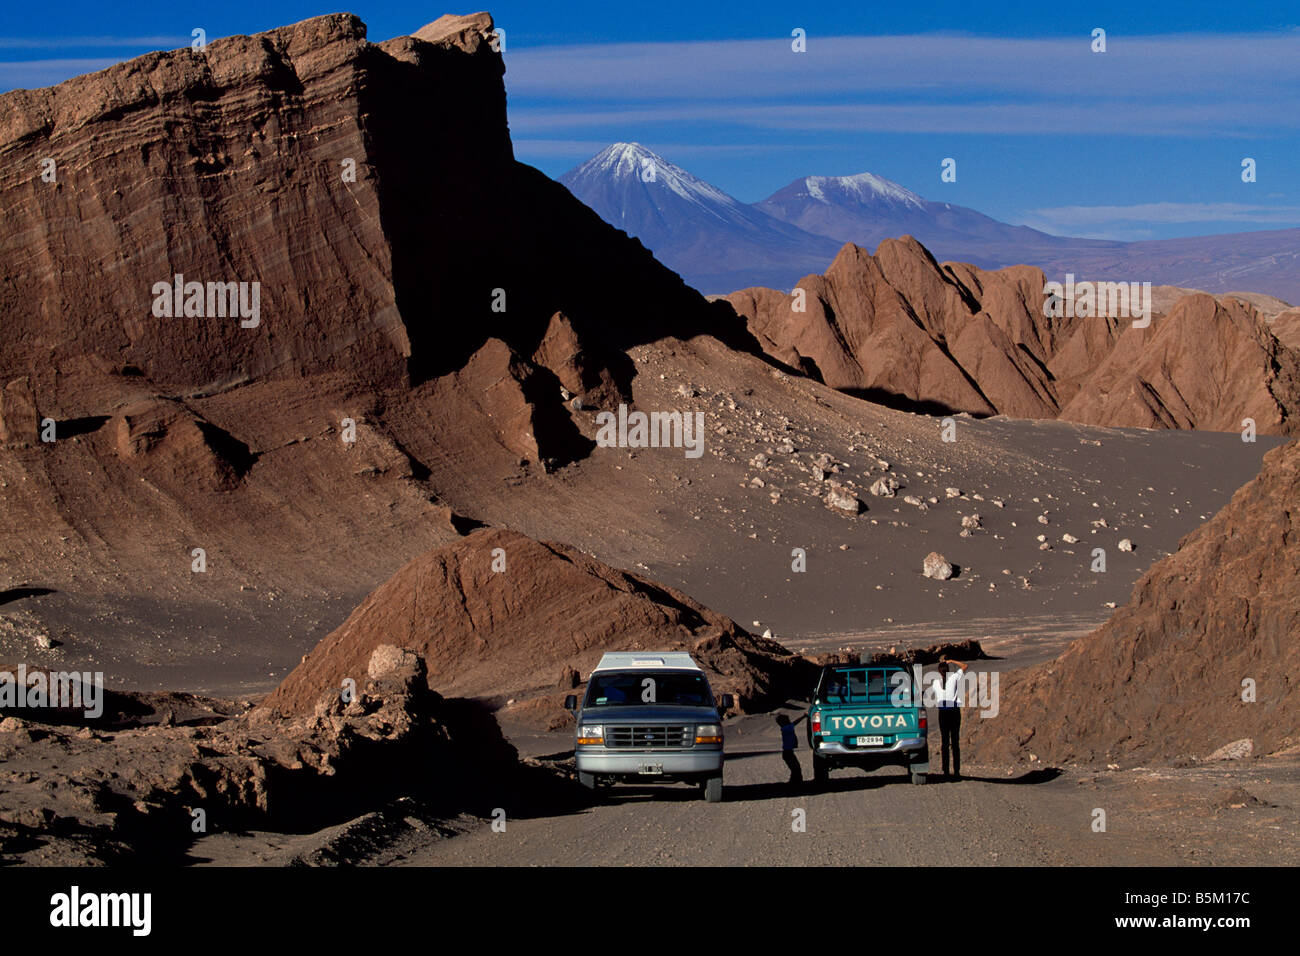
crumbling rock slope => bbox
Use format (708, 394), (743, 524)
(967, 437), (1300, 765)
(1269, 307), (1300, 351)
(724, 238), (1300, 434)
(260, 527), (815, 718)
(0, 645), (523, 865)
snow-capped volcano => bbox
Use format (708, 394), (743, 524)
(795, 172), (926, 209)
(569, 143), (745, 221)
(756, 169), (1007, 243)
(559, 143), (1070, 293)
(560, 143), (840, 293)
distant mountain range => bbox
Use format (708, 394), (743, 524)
(560, 143), (1300, 302)
(559, 144), (841, 292)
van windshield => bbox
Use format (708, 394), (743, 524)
(584, 672), (714, 708)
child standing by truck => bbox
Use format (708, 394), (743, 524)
(776, 713), (807, 786)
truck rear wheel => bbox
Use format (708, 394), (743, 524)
(812, 755), (828, 787)
(703, 774), (723, 803)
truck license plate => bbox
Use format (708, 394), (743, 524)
(855, 736), (885, 746)
(638, 764), (664, 774)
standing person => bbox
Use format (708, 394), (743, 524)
(930, 659), (969, 780)
(776, 713), (807, 786)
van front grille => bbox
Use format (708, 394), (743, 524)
(604, 725), (692, 749)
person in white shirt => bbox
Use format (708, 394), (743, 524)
(930, 659), (969, 780)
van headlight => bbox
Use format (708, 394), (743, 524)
(577, 725), (603, 745)
(695, 723), (722, 744)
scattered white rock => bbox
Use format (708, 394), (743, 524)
(1062, 533), (1079, 544)
(945, 487), (962, 498)
(824, 483), (863, 515)
(367, 644), (420, 681)
(1206, 738), (1253, 761)
(1037, 514), (1049, 525)
(1118, 538), (1135, 552)
(922, 552), (954, 580)
(869, 476), (899, 497)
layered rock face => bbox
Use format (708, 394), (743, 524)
(1, 14), (411, 397)
(0, 11), (741, 429)
(0, 13), (759, 624)
(724, 238), (1300, 434)
(259, 527), (815, 718)
(967, 437), (1300, 765)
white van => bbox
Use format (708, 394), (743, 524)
(565, 652), (733, 802)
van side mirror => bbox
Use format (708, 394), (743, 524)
(719, 694), (734, 711)
(564, 695), (577, 711)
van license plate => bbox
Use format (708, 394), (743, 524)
(638, 764), (664, 774)
(855, 736), (885, 746)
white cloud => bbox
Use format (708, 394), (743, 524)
(503, 31), (1300, 136)
(512, 138), (835, 159)
(0, 36), (183, 49)
(1024, 202), (1300, 230)
(0, 58), (121, 89)
(508, 99), (1296, 136)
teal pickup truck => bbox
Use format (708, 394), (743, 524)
(806, 663), (929, 786)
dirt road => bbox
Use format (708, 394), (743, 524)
(394, 714), (1300, 867)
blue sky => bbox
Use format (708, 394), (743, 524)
(3, 1), (1298, 240)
